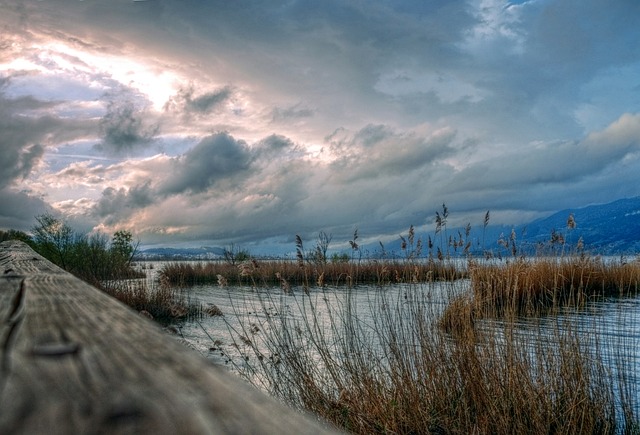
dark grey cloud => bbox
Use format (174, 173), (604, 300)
(0, 189), (49, 231)
(0, 88), (59, 187)
(444, 113), (640, 198)
(523, 1), (640, 73)
(165, 85), (233, 114)
(254, 134), (301, 159)
(452, 0), (640, 143)
(186, 87), (232, 113)
(0, 78), (97, 230)
(114, 0), (475, 117)
(94, 181), (154, 225)
(270, 104), (314, 122)
(159, 132), (252, 195)
(0, 140), (44, 189)
(179, 0), (472, 59)
(97, 101), (159, 154)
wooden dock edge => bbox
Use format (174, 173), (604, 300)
(0, 241), (342, 434)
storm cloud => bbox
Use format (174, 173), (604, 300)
(97, 101), (159, 155)
(94, 181), (155, 225)
(166, 85), (233, 114)
(0, 86), (85, 228)
(1, 0), (639, 252)
(159, 133), (252, 195)
(0, 91), (49, 187)
(0, 189), (50, 231)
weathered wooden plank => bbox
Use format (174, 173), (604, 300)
(0, 241), (340, 434)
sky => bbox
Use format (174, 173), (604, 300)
(1, 0), (639, 253)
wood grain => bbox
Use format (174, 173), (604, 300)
(0, 241), (340, 434)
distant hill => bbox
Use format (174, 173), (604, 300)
(366, 197), (640, 258)
(136, 246), (226, 260)
(136, 197), (640, 259)
(515, 196), (640, 255)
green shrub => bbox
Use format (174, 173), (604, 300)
(30, 213), (143, 284)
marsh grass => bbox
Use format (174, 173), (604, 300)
(440, 256), (640, 325)
(216, 259), (639, 434)
(177, 212), (639, 433)
(159, 259), (464, 288)
(101, 279), (203, 324)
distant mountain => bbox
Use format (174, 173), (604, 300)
(136, 246), (226, 260)
(516, 196), (640, 255)
(363, 197), (640, 258)
(136, 197), (640, 259)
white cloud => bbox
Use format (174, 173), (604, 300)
(461, 0), (528, 55)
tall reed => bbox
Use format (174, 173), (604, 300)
(188, 212), (640, 433)
(220, 271), (638, 434)
(441, 256), (640, 323)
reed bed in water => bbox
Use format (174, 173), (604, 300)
(159, 259), (465, 288)
(222, 274), (638, 435)
(440, 256), (640, 325)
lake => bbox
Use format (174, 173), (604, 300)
(138, 260), (640, 424)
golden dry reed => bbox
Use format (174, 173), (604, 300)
(175, 212), (640, 433)
(159, 259), (464, 288)
(228, 261), (640, 434)
(441, 256), (640, 325)
(214, 215), (639, 434)
(102, 279), (203, 323)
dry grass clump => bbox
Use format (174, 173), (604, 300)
(102, 280), (202, 323)
(228, 281), (635, 434)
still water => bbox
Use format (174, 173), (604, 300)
(177, 280), (639, 396)
(139, 262), (640, 418)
